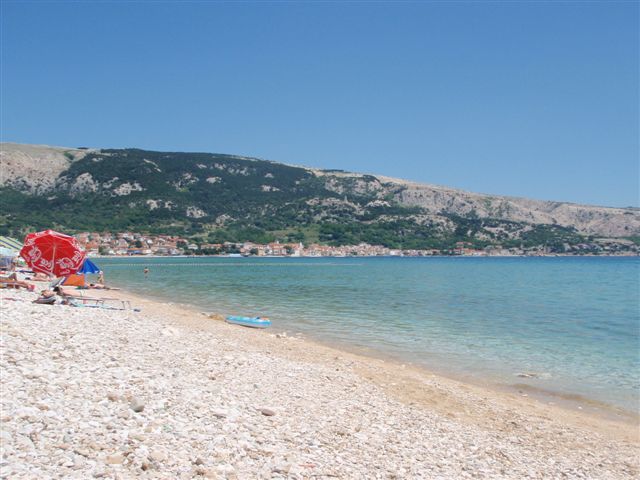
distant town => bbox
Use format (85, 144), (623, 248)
(74, 232), (639, 257)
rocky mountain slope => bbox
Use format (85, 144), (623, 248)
(1, 143), (638, 249)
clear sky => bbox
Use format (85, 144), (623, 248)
(1, 1), (638, 207)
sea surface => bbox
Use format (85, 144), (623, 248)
(96, 256), (639, 412)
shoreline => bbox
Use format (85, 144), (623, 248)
(92, 253), (639, 258)
(2, 284), (638, 478)
(103, 277), (639, 425)
(108, 286), (639, 441)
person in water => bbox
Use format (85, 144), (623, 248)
(143, 267), (149, 277)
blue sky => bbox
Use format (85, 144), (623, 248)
(1, 1), (638, 207)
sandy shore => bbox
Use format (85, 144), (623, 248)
(1, 286), (638, 479)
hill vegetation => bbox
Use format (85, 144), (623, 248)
(1, 145), (638, 252)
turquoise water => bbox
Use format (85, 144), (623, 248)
(97, 256), (640, 411)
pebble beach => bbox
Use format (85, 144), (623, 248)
(1, 287), (638, 479)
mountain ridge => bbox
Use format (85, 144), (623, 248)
(1, 142), (638, 250)
(2, 141), (634, 209)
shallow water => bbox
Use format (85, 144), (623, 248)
(97, 256), (640, 411)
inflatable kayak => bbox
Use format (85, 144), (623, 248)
(225, 315), (271, 329)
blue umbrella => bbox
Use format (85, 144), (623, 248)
(78, 259), (101, 274)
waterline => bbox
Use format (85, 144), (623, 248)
(98, 256), (640, 412)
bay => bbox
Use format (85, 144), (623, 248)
(96, 256), (640, 411)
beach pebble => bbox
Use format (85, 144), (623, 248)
(0, 287), (636, 480)
(149, 448), (167, 462)
(129, 398), (145, 413)
(105, 453), (125, 464)
(199, 468), (218, 479)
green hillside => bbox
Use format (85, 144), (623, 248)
(0, 148), (591, 251)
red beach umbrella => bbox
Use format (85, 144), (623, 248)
(19, 230), (86, 277)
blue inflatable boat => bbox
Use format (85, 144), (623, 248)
(225, 315), (271, 329)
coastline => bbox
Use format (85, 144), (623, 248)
(111, 287), (640, 438)
(1, 285), (638, 478)
(92, 253), (639, 258)
(100, 262), (639, 422)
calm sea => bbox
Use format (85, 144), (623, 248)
(96, 256), (640, 412)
